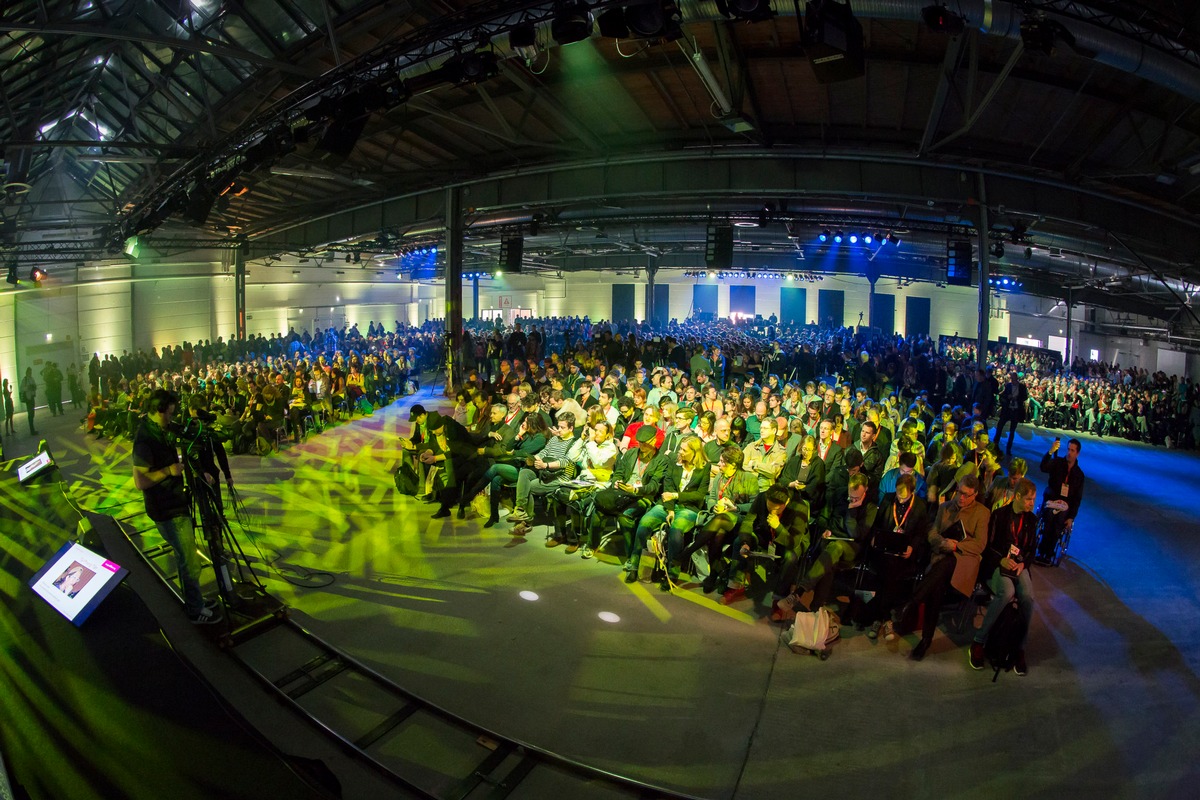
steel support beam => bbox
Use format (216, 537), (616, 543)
(917, 34), (967, 157)
(256, 150), (1200, 272)
(0, 23), (314, 76)
(445, 186), (464, 392)
(929, 40), (1025, 154)
(235, 245), (248, 340)
(646, 263), (657, 325)
(976, 175), (991, 369)
(1065, 288), (1074, 365)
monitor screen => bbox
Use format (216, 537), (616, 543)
(17, 450), (55, 483)
(29, 542), (128, 626)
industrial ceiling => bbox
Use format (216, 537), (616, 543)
(3, 1), (1200, 329)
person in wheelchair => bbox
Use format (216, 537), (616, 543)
(1035, 437), (1085, 565)
(970, 477), (1039, 675)
(625, 437), (710, 589)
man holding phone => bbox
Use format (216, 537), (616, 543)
(1036, 437), (1085, 564)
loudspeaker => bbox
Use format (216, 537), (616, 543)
(705, 224), (734, 269)
(500, 235), (524, 273)
(317, 112), (369, 158)
(946, 240), (973, 287)
(182, 187), (217, 225)
(804, 0), (865, 84)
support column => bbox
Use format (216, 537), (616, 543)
(646, 264), (658, 324)
(234, 241), (247, 340)
(975, 175), (991, 369)
(867, 277), (877, 331)
(445, 186), (464, 393)
(1065, 288), (1074, 367)
(472, 275), (480, 322)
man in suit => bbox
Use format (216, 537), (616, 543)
(898, 472), (991, 661)
(816, 417), (844, 476)
(993, 371), (1029, 456)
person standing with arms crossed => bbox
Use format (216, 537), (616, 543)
(19, 367), (38, 435)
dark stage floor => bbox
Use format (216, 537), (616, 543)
(26, 389), (1200, 799)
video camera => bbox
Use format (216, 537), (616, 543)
(170, 412), (231, 446)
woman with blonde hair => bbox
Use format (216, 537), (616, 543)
(625, 436), (711, 589)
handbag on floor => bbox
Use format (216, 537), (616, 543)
(784, 608), (840, 659)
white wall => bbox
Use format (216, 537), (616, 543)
(132, 262), (228, 351)
(14, 283), (82, 405)
(0, 295), (15, 399)
(77, 264), (133, 361)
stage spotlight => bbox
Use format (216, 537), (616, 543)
(818, 229), (830, 243)
(848, 233), (858, 244)
(30, 266), (47, 284)
(444, 50), (500, 85)
(552, 2), (593, 45)
(833, 231), (844, 243)
(990, 242), (1006, 259)
(863, 233), (873, 244)
(510, 22), (538, 50)
(716, 0), (776, 22)
(599, 2), (683, 41)
(922, 4), (966, 34)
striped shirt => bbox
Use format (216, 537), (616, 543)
(536, 434), (576, 465)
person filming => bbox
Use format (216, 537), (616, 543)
(132, 389), (222, 625)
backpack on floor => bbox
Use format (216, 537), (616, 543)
(394, 459), (420, 496)
(984, 601), (1027, 682)
(784, 608), (841, 660)
(357, 396), (374, 416)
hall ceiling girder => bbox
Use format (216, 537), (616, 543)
(256, 150), (1200, 269)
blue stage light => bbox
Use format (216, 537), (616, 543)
(819, 230), (829, 243)
(849, 234), (859, 244)
(833, 231), (843, 244)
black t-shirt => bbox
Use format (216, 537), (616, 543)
(132, 418), (189, 522)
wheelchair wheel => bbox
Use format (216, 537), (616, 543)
(1055, 525), (1072, 565)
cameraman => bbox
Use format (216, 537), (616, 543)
(186, 394), (234, 513)
(132, 389), (221, 625)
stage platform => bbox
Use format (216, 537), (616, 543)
(22, 387), (1200, 799)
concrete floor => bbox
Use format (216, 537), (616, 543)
(36, 391), (1200, 800)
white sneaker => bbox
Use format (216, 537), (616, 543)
(190, 605), (222, 625)
(580, 545), (594, 559)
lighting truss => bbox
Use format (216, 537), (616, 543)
(116, 1), (634, 242)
